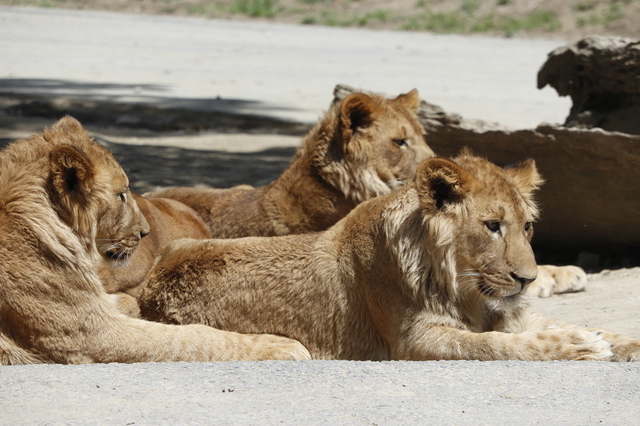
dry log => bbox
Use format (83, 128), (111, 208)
(538, 36), (640, 135)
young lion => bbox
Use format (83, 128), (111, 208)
(145, 90), (434, 238)
(98, 193), (212, 315)
(0, 116), (310, 364)
(139, 152), (640, 361)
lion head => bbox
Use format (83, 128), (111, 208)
(309, 90), (434, 204)
(417, 152), (542, 305)
(384, 151), (543, 316)
(44, 116), (150, 265)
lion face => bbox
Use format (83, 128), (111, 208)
(325, 90), (435, 204)
(416, 153), (543, 304)
(95, 186), (150, 267)
(47, 117), (150, 265)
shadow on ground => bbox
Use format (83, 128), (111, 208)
(0, 136), (294, 194)
(102, 139), (295, 193)
(0, 78), (310, 135)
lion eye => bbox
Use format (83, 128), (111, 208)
(524, 222), (532, 232)
(485, 221), (501, 234)
(393, 139), (408, 148)
(119, 192), (127, 203)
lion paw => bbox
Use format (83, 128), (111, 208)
(610, 339), (640, 362)
(110, 293), (141, 318)
(535, 329), (613, 361)
(253, 335), (312, 361)
(526, 265), (587, 298)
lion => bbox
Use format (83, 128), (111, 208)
(98, 193), (212, 315)
(139, 151), (640, 361)
(0, 116), (310, 364)
(145, 90), (434, 238)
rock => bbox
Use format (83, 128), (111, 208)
(334, 84), (640, 266)
(537, 36), (640, 135)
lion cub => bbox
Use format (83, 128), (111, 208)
(139, 152), (640, 362)
(145, 90), (434, 238)
(98, 193), (212, 314)
(0, 117), (310, 364)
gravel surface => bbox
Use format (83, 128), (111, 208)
(2, 361), (640, 425)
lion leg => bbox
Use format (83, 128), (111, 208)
(86, 313), (311, 363)
(397, 325), (613, 361)
(506, 311), (639, 362)
(526, 265), (587, 298)
(109, 293), (141, 318)
(543, 264), (588, 294)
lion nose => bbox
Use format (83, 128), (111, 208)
(510, 272), (536, 289)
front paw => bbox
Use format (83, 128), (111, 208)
(255, 335), (312, 361)
(533, 328), (613, 361)
(611, 339), (640, 362)
(527, 265), (587, 298)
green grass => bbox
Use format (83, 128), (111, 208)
(404, 12), (467, 33)
(462, 0), (482, 15)
(577, 3), (627, 27)
(229, 0), (279, 18)
(404, 9), (560, 36)
(572, 0), (597, 12)
(302, 8), (392, 27)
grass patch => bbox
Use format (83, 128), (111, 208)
(229, 0), (279, 18)
(404, 9), (560, 36)
(403, 12), (467, 33)
(461, 0), (482, 15)
(302, 8), (392, 27)
(572, 0), (597, 12)
(577, 3), (627, 28)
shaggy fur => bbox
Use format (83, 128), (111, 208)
(0, 116), (310, 364)
(145, 90), (434, 238)
(140, 152), (640, 361)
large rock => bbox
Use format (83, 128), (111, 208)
(538, 36), (640, 135)
(334, 85), (640, 265)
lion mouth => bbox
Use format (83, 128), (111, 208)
(477, 282), (497, 297)
(102, 241), (137, 265)
(105, 249), (132, 262)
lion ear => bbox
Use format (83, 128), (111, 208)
(415, 158), (471, 212)
(51, 115), (87, 136)
(50, 145), (96, 201)
(339, 93), (378, 138)
(394, 89), (420, 114)
(503, 159), (544, 198)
